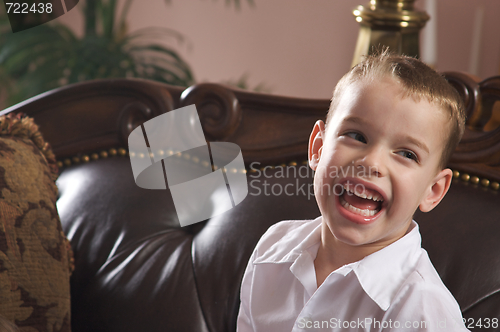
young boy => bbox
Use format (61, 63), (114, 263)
(236, 52), (470, 331)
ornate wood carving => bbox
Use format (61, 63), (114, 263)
(444, 73), (500, 182)
(4, 79), (179, 159)
(180, 83), (242, 141)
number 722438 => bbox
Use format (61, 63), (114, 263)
(5, 2), (53, 14)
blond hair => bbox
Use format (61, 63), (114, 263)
(326, 50), (466, 169)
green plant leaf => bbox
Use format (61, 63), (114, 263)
(100, 0), (117, 39)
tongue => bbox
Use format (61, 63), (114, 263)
(343, 192), (380, 210)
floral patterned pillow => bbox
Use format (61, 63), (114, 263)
(0, 113), (73, 332)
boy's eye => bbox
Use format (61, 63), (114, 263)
(345, 132), (367, 143)
(396, 150), (419, 162)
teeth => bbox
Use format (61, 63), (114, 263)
(340, 195), (378, 216)
(343, 183), (383, 202)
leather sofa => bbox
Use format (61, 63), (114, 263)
(4, 72), (500, 331)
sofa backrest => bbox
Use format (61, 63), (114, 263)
(5, 74), (500, 332)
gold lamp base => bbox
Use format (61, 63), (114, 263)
(351, 0), (429, 67)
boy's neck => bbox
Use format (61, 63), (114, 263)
(313, 221), (410, 287)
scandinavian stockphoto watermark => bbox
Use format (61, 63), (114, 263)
(128, 104), (248, 227)
(248, 162), (378, 201)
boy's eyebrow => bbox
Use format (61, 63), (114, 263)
(403, 135), (429, 154)
(343, 116), (429, 154)
(343, 116), (366, 125)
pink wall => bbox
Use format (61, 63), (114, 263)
(54, 0), (500, 99)
(433, 0), (500, 77)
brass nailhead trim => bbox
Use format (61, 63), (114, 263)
(57, 146), (257, 175)
(58, 148), (129, 169)
(453, 170), (499, 191)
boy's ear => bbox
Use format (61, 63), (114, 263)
(419, 168), (453, 212)
(308, 120), (325, 171)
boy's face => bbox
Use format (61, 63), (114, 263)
(309, 77), (453, 251)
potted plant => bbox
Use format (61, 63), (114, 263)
(0, 0), (252, 108)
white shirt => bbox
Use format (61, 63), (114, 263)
(237, 217), (469, 332)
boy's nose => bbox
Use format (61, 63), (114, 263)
(354, 148), (385, 177)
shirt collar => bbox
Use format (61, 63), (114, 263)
(253, 217), (423, 311)
(351, 220), (422, 310)
(253, 217), (322, 265)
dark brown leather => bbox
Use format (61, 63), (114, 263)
(4, 74), (499, 332)
(54, 159), (318, 332)
(416, 181), (500, 331)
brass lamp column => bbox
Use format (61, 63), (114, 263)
(351, 0), (430, 67)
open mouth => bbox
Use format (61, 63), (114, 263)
(339, 183), (384, 217)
